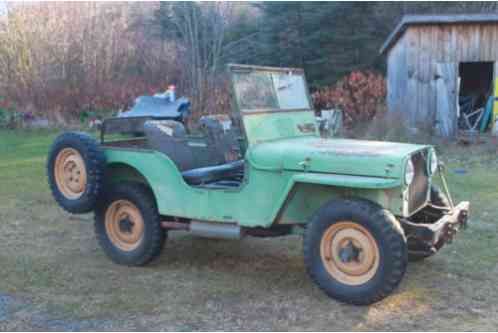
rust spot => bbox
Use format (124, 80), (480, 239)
(161, 221), (190, 230)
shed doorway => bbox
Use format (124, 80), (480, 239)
(458, 61), (495, 131)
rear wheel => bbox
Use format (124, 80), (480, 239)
(304, 199), (407, 305)
(94, 183), (165, 266)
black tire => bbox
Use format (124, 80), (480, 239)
(408, 186), (450, 262)
(304, 199), (407, 305)
(94, 183), (165, 266)
(47, 132), (105, 214)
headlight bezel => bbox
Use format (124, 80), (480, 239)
(405, 158), (415, 185)
(429, 150), (438, 175)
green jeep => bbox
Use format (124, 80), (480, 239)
(47, 64), (469, 305)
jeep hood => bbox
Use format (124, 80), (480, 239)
(247, 137), (429, 179)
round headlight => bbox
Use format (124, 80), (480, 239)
(430, 150), (438, 174)
(405, 159), (415, 185)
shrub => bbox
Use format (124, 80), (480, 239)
(312, 71), (386, 131)
(0, 97), (22, 129)
(0, 97), (6, 127)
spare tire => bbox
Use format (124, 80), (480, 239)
(47, 132), (105, 214)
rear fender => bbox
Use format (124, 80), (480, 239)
(105, 162), (152, 187)
(272, 173), (403, 225)
(103, 149), (183, 213)
(104, 162), (159, 206)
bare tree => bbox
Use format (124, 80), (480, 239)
(0, 2), (180, 124)
(156, 2), (237, 115)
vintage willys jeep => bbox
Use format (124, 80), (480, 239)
(47, 64), (469, 305)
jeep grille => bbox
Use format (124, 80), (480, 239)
(408, 150), (429, 214)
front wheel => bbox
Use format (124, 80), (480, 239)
(94, 183), (165, 266)
(304, 199), (407, 305)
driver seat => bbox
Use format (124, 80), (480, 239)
(182, 160), (244, 186)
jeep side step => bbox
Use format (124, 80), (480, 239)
(161, 220), (294, 239)
(162, 220), (241, 239)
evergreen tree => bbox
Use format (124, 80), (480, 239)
(254, 2), (337, 87)
(252, 1), (498, 88)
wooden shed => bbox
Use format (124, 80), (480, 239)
(380, 14), (498, 137)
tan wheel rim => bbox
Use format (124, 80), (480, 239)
(54, 148), (87, 199)
(105, 200), (144, 251)
(320, 221), (380, 286)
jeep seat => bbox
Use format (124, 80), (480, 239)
(144, 120), (195, 171)
(182, 160), (244, 186)
(199, 114), (241, 163)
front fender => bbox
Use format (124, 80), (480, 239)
(270, 173), (403, 225)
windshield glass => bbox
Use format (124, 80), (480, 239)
(233, 70), (311, 112)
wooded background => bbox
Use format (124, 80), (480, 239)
(1, 2), (497, 127)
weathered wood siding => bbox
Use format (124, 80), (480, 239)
(386, 36), (407, 116)
(386, 22), (498, 136)
(435, 63), (458, 136)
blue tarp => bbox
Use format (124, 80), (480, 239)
(480, 95), (494, 132)
(119, 96), (190, 119)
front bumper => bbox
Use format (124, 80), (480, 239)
(400, 201), (470, 255)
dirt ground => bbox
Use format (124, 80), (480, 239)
(1, 129), (498, 331)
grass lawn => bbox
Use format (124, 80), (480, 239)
(0, 129), (498, 330)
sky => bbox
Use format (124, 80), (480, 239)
(0, 1), (6, 15)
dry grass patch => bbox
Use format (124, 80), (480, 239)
(0, 129), (497, 331)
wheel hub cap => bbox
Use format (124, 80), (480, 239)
(119, 218), (134, 233)
(105, 200), (145, 251)
(338, 240), (361, 263)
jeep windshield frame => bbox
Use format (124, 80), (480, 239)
(228, 64), (313, 114)
(227, 64), (318, 147)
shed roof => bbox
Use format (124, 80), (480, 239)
(380, 14), (498, 55)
